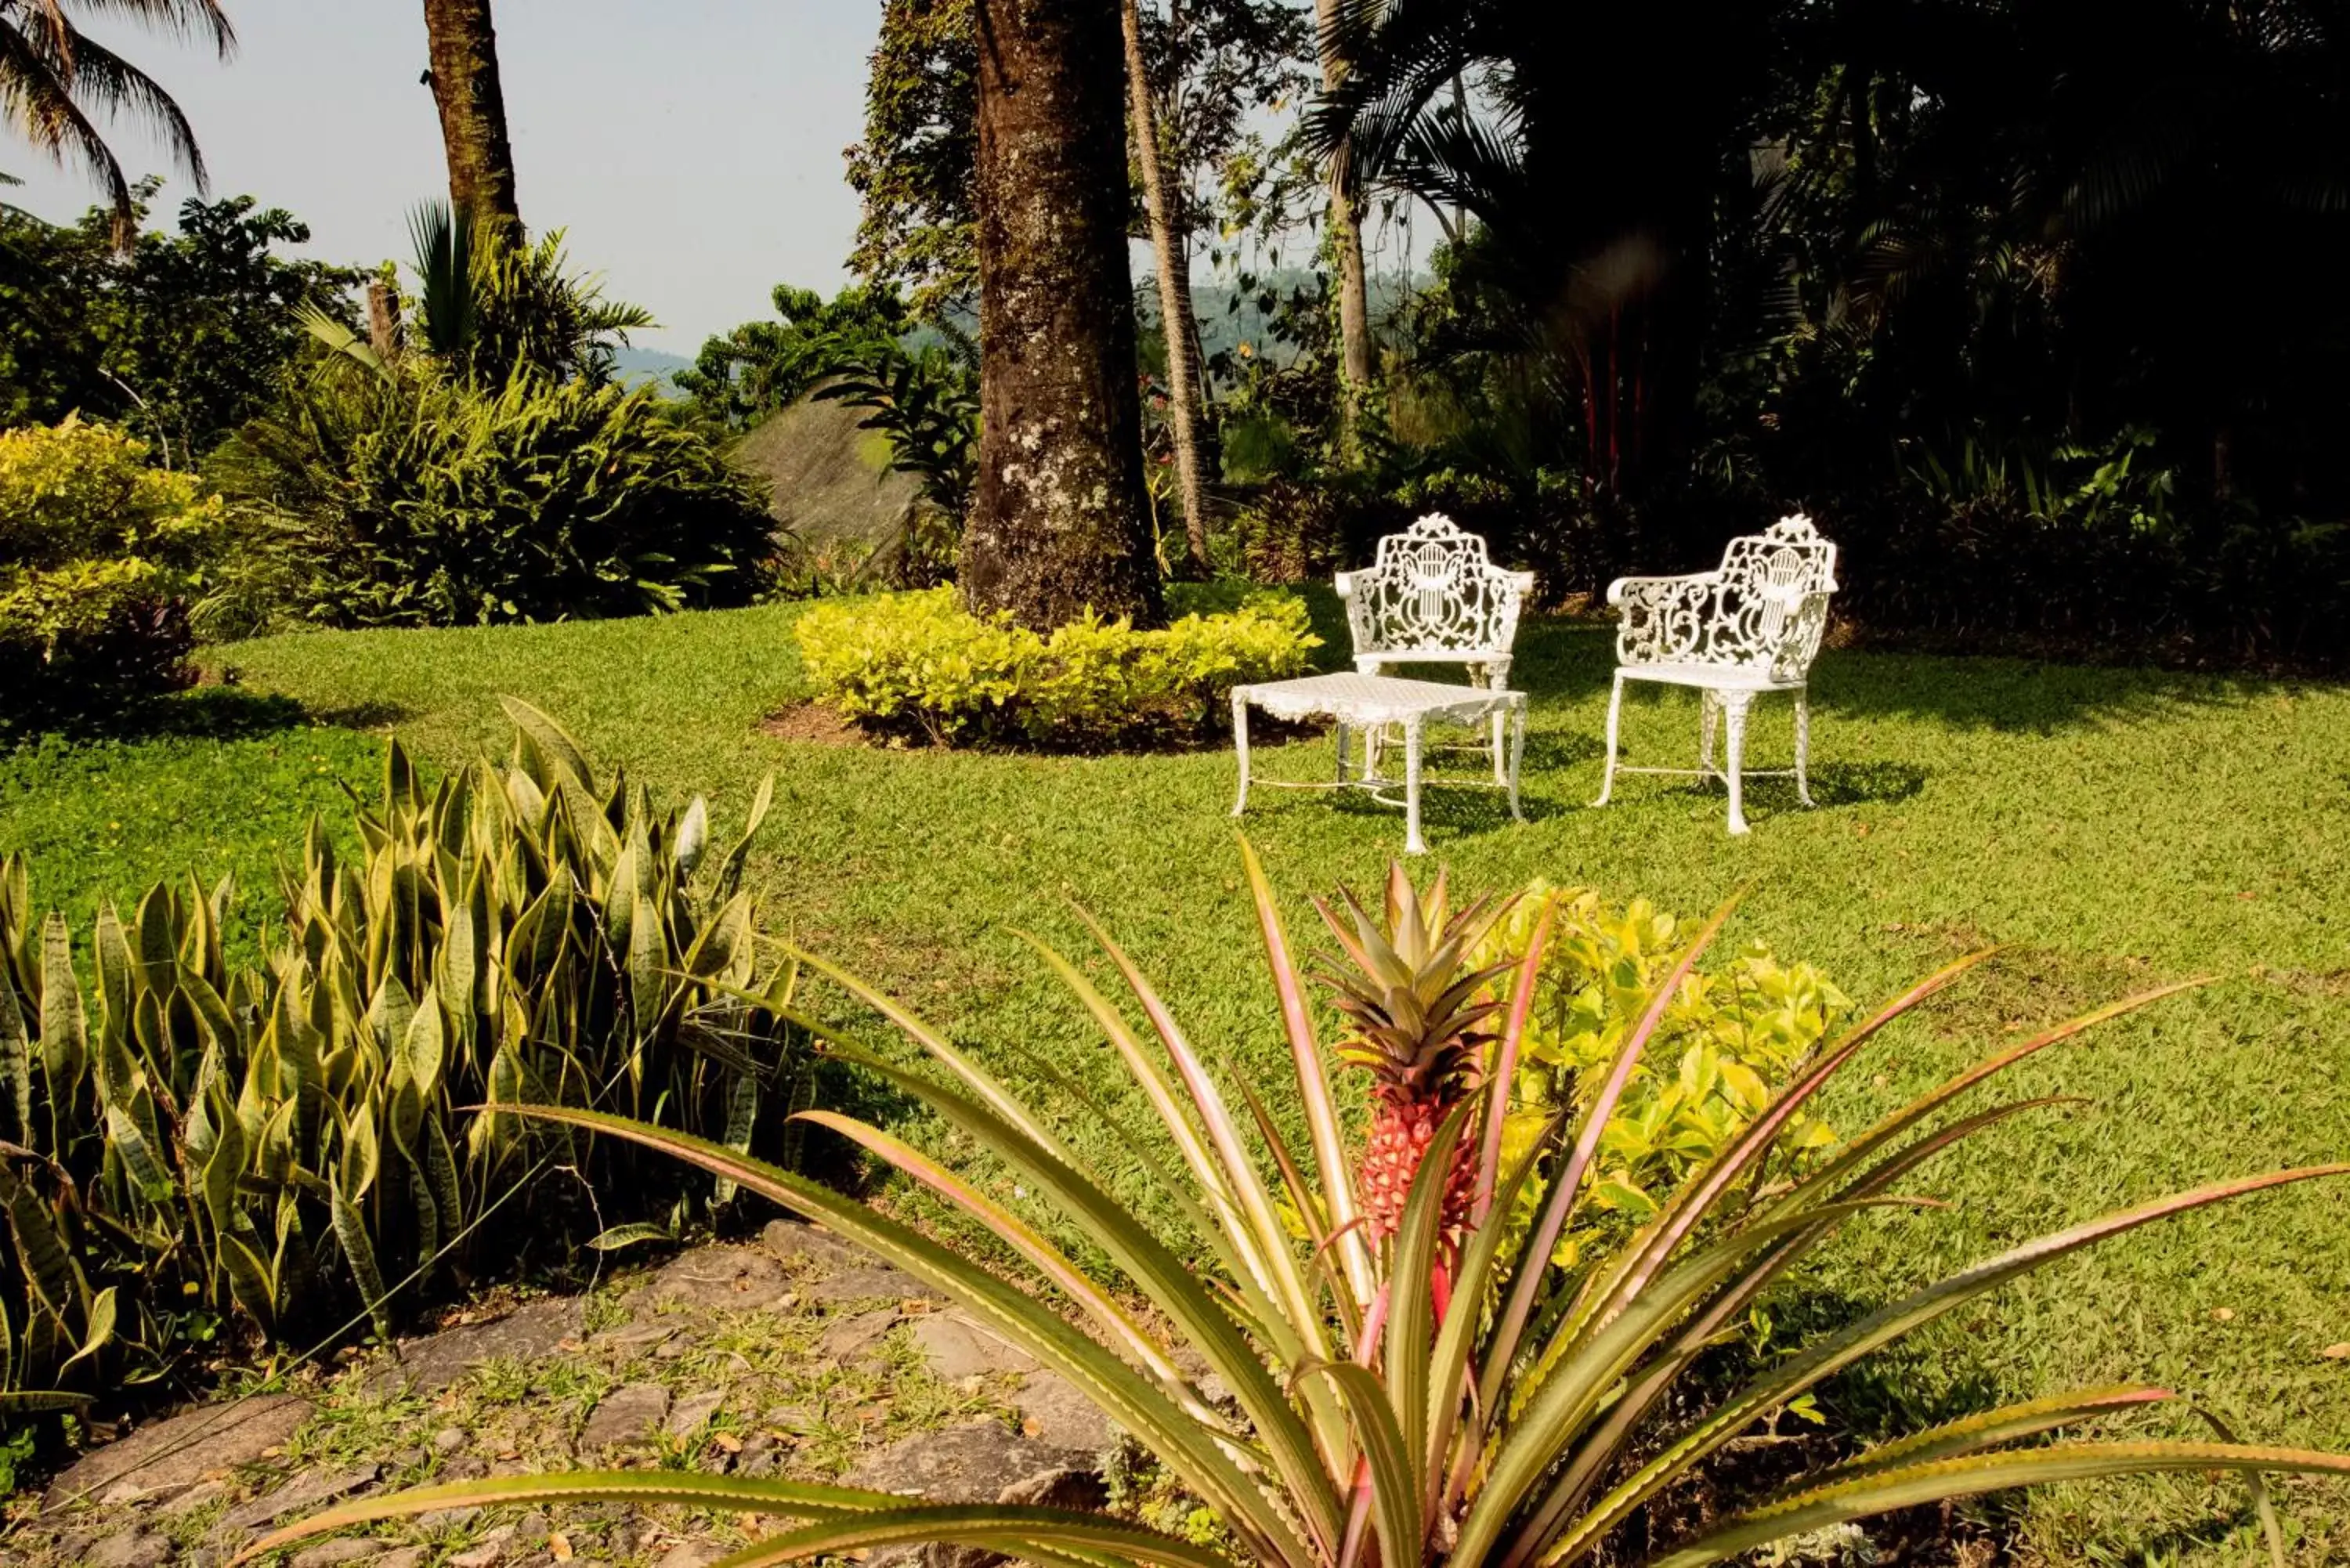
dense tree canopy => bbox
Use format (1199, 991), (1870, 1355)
(0, 190), (361, 461)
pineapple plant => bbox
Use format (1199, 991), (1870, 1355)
(1314, 865), (1510, 1245)
(251, 848), (2350, 1568)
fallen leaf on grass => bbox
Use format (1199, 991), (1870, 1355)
(548, 1531), (573, 1562)
(2319, 1342), (2350, 1360)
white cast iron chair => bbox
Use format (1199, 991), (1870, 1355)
(1336, 513), (1536, 781)
(1593, 513), (1838, 834)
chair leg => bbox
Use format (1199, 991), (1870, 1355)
(1699, 691), (1720, 787)
(1594, 674), (1625, 807)
(1723, 692), (1752, 835)
(1795, 688), (1815, 807)
(1335, 719), (1350, 783)
(1484, 659), (1511, 784)
(1506, 701), (1527, 823)
(1231, 690), (1253, 818)
(1403, 715), (1426, 854)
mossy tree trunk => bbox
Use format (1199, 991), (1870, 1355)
(1123, 0), (1211, 576)
(422, 0), (522, 235)
(962, 0), (1163, 630)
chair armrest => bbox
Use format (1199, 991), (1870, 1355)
(1335, 570), (1358, 599)
(1609, 572), (1719, 666)
(1606, 570), (1717, 609)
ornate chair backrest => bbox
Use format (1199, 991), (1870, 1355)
(1700, 514), (1839, 681)
(1340, 514), (1533, 661)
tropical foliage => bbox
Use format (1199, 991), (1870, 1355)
(0, 190), (364, 461)
(0, 417), (227, 724)
(812, 334), (978, 521)
(252, 854), (2350, 1568)
(207, 356), (775, 630)
(794, 586), (1317, 746)
(1477, 885), (1849, 1255)
(677, 283), (917, 430)
(0, 0), (233, 240)
(389, 201), (655, 388)
(0, 702), (808, 1396)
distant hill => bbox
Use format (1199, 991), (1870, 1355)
(613, 345), (691, 397)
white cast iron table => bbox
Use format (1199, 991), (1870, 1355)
(1230, 673), (1528, 854)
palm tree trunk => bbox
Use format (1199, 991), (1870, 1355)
(1122, 0), (1211, 575)
(1314, 0), (1376, 450)
(963, 0), (1162, 630)
(422, 0), (522, 234)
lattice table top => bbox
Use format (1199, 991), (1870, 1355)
(1234, 673), (1526, 726)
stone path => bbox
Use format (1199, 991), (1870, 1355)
(4, 1222), (1130, 1568)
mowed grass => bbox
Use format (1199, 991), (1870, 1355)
(7, 594), (2350, 1563)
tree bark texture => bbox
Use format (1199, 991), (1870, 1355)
(1122, 0), (1211, 574)
(423, 0), (522, 233)
(1314, 0), (1376, 443)
(964, 0), (1163, 630)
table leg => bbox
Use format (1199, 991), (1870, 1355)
(1403, 714), (1426, 854)
(1231, 690), (1252, 818)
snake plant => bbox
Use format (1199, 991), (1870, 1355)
(0, 699), (807, 1392)
(248, 849), (2350, 1568)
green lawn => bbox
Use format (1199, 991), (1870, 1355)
(6, 597), (2350, 1563)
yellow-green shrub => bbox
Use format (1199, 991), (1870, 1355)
(0, 417), (226, 722)
(794, 586), (1319, 746)
(1480, 883), (1850, 1263)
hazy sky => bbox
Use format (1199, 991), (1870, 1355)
(9, 1), (881, 354)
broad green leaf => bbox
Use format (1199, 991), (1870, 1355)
(58, 1286), (116, 1375)
(1645, 1443), (2350, 1568)
(0, 1389), (92, 1414)
(38, 912), (85, 1082)
(0, 969), (31, 1143)
(1803, 1386), (2173, 1487)
(676, 796), (710, 877)
(499, 696), (594, 793)
(1301, 1360), (1421, 1568)
(1541, 1164), (2350, 1568)
(1238, 836), (1371, 1309)
(587, 1222), (674, 1252)
(497, 1104), (1316, 1568)
(331, 1188), (392, 1341)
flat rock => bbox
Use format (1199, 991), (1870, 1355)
(45, 1395), (313, 1509)
(804, 1264), (938, 1304)
(223, 1463), (381, 1531)
(651, 1245), (797, 1311)
(369, 1550), (429, 1568)
(846, 1419), (1097, 1504)
(448, 1526), (515, 1568)
(391, 1298), (584, 1392)
(931, 1466), (1112, 1568)
(913, 1310), (1039, 1381)
(820, 1305), (902, 1359)
(761, 1219), (868, 1271)
(665, 1389), (725, 1438)
(290, 1541), (381, 1568)
(656, 1546), (728, 1568)
(588, 1321), (676, 1355)
(579, 1382), (671, 1451)
(1010, 1370), (1118, 1453)
(157, 1477), (232, 1519)
(85, 1529), (175, 1568)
